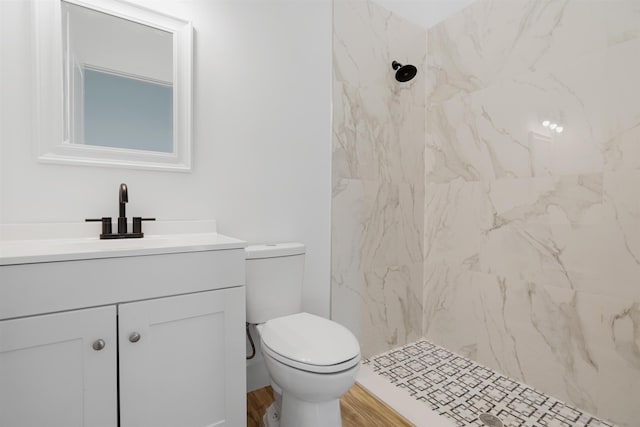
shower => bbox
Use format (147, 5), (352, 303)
(392, 60), (417, 82)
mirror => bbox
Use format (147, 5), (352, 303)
(34, 0), (192, 171)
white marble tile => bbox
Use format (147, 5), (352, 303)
(547, 223), (640, 300)
(471, 274), (600, 414)
(360, 181), (424, 355)
(423, 178), (640, 418)
(422, 263), (480, 359)
(603, 121), (640, 172)
(334, 0), (425, 88)
(425, 174), (608, 290)
(427, 0), (640, 105)
(488, 174), (605, 226)
(332, 0), (425, 358)
(360, 260), (423, 357)
(426, 91), (534, 183)
(333, 80), (425, 183)
(576, 292), (640, 427)
(428, 0), (571, 103)
(331, 178), (368, 342)
(423, 269), (603, 416)
(546, 37), (640, 155)
(333, 0), (426, 184)
(333, 0), (640, 424)
(427, 33), (640, 184)
(478, 221), (572, 288)
(424, 179), (493, 270)
(476, 219), (640, 300)
(427, 62), (615, 183)
(332, 179), (424, 357)
(425, 4), (640, 422)
(603, 169), (640, 266)
(473, 174), (609, 289)
(357, 181), (423, 268)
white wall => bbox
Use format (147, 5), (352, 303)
(0, 0), (331, 314)
(199, 0), (332, 318)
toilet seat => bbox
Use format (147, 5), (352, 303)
(262, 342), (360, 374)
(260, 312), (361, 374)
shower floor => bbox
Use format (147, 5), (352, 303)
(358, 340), (615, 427)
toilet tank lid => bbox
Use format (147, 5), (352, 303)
(245, 242), (305, 259)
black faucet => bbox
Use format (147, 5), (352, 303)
(86, 183), (155, 239)
(118, 183), (128, 234)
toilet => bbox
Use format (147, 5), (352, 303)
(245, 243), (361, 427)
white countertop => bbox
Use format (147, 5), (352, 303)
(0, 221), (247, 266)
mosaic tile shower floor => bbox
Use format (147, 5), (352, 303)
(363, 340), (616, 427)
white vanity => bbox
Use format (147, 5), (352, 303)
(0, 225), (247, 427)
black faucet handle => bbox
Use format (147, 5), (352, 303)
(86, 217), (113, 235)
(132, 217), (156, 234)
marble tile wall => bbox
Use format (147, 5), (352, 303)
(331, 0), (426, 358)
(424, 1), (640, 426)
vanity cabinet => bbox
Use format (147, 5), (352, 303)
(0, 306), (118, 427)
(0, 242), (247, 427)
(119, 288), (245, 427)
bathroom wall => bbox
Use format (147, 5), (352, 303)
(0, 0), (331, 317)
(331, 0), (426, 358)
(424, 1), (640, 425)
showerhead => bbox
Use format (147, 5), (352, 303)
(392, 60), (417, 82)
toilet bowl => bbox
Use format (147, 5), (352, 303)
(257, 313), (360, 427)
(245, 244), (361, 427)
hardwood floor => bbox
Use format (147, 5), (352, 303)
(247, 384), (411, 427)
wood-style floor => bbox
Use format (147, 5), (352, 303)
(247, 384), (412, 427)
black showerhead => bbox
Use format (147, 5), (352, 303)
(392, 60), (417, 82)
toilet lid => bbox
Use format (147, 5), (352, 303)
(260, 312), (360, 368)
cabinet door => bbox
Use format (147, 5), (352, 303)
(0, 306), (117, 427)
(119, 287), (246, 427)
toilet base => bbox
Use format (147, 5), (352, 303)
(262, 392), (342, 427)
(262, 403), (280, 427)
(279, 393), (342, 427)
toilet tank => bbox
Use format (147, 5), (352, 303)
(245, 242), (305, 324)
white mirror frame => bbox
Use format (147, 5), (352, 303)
(34, 0), (193, 172)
